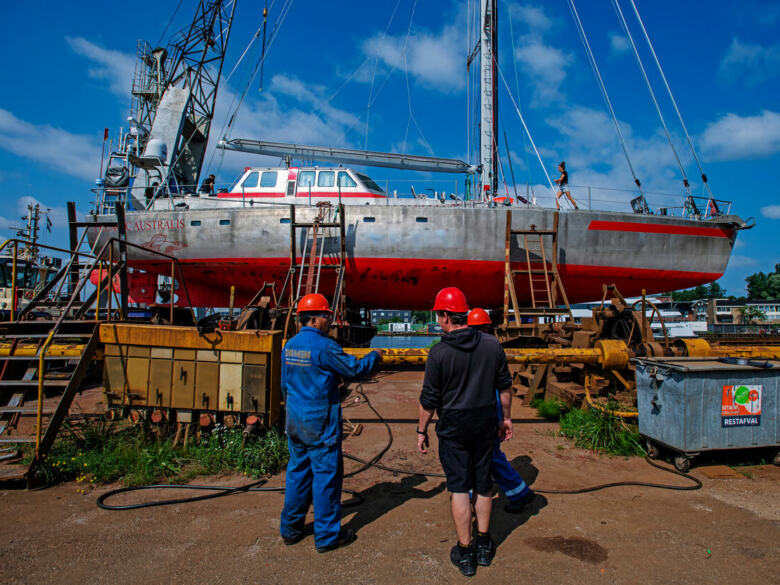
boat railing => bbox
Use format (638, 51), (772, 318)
(91, 180), (733, 220)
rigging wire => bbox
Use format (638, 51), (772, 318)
(156, 0), (186, 47)
(566, 0), (644, 197)
(506, 1), (534, 203)
(204, 0), (292, 177)
(364, 0), (404, 150)
(627, 0), (714, 201)
(399, 0), (435, 157)
(611, 0), (691, 199)
(223, 0), (294, 136)
(495, 64), (559, 202)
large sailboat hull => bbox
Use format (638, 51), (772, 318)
(87, 205), (740, 309)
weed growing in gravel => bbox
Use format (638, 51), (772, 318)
(530, 398), (570, 420)
(27, 420), (289, 487)
(558, 405), (645, 457)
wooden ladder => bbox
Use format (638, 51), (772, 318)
(503, 210), (572, 332)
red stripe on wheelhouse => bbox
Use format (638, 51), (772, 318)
(587, 220), (733, 238)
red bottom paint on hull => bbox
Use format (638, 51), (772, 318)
(133, 257), (722, 309)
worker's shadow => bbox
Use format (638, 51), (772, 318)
(342, 474), (446, 534)
(491, 455), (548, 548)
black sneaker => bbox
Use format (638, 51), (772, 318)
(316, 528), (357, 553)
(504, 491), (536, 514)
(450, 544), (477, 577)
(476, 534), (496, 567)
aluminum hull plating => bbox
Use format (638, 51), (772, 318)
(87, 204), (739, 309)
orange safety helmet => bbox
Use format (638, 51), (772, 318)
(467, 308), (491, 326)
(296, 293), (333, 314)
(432, 287), (469, 313)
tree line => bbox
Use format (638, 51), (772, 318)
(668, 264), (780, 301)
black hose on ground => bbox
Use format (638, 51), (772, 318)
(96, 383), (699, 511)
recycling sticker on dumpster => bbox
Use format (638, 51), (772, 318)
(721, 384), (762, 427)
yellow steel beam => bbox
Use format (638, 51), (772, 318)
(0, 343), (87, 357)
(345, 342), (780, 366)
(708, 345), (780, 359)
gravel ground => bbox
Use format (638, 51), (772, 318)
(1, 369), (778, 584)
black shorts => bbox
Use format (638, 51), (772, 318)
(438, 436), (494, 495)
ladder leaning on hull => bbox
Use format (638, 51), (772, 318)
(279, 203), (347, 340)
(503, 210), (572, 335)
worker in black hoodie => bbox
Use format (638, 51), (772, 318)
(417, 287), (513, 577)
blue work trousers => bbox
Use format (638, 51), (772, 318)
(491, 437), (531, 501)
(280, 437), (343, 548)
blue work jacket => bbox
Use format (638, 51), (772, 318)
(282, 327), (380, 447)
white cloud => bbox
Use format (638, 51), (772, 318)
(719, 38), (780, 86)
(727, 254), (758, 269)
(508, 4), (553, 35)
(0, 109), (101, 181)
(507, 3), (572, 106)
(66, 36), (136, 97)
(360, 17), (464, 92)
(761, 205), (780, 219)
(203, 73), (366, 175)
(0, 196), (75, 245)
(699, 110), (780, 161)
(609, 32), (630, 55)
(514, 43), (571, 104)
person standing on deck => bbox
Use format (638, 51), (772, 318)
(280, 293), (382, 552)
(467, 308), (536, 513)
(417, 288), (514, 576)
(554, 161), (579, 210)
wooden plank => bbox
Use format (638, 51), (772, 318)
(522, 363), (549, 405)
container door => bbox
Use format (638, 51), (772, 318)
(148, 359), (172, 407)
(195, 362), (219, 410)
(242, 364), (267, 414)
(171, 360), (196, 409)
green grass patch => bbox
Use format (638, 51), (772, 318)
(27, 420), (289, 487)
(530, 398), (570, 420)
(559, 405), (645, 457)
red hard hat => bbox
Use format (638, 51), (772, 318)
(467, 308), (491, 326)
(433, 287), (469, 313)
(296, 293), (332, 314)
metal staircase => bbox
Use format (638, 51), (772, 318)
(0, 320), (99, 483)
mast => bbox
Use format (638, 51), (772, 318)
(479, 0), (498, 199)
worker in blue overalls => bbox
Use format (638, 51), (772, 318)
(468, 309), (536, 513)
(280, 293), (382, 552)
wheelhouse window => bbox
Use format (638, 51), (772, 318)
(241, 171), (260, 189)
(317, 171), (335, 187)
(356, 173), (385, 193)
(298, 171), (315, 188)
(338, 171), (357, 188)
(260, 171), (278, 188)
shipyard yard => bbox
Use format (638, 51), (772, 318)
(1, 372), (778, 585)
(2, 0), (780, 583)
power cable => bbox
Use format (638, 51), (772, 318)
(95, 380), (701, 511)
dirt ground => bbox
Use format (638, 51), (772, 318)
(1, 369), (778, 585)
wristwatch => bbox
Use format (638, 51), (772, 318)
(416, 428), (428, 435)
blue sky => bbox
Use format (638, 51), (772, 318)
(1, 0), (778, 295)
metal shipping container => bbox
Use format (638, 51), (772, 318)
(634, 357), (780, 471)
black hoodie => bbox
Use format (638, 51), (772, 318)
(420, 327), (512, 440)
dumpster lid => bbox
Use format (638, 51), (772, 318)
(632, 357), (779, 372)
